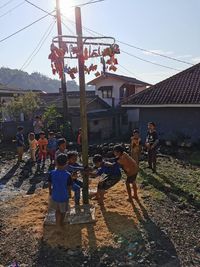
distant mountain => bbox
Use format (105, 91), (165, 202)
(0, 67), (94, 92)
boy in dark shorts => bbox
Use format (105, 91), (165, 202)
(114, 145), (139, 201)
(16, 126), (25, 162)
(66, 151), (84, 206)
(145, 122), (159, 173)
(48, 154), (70, 228)
(90, 154), (121, 204)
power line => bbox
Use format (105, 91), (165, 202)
(61, 21), (75, 35)
(21, 20), (56, 70)
(0, 11), (55, 43)
(0, 1), (25, 19)
(24, 0), (55, 17)
(0, 0), (14, 10)
(117, 40), (193, 66)
(63, 17), (192, 68)
(72, 0), (106, 7)
(121, 50), (180, 71)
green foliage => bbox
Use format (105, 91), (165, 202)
(43, 104), (62, 130)
(4, 91), (41, 121)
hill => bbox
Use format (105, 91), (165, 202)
(0, 67), (93, 92)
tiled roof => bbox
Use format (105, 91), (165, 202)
(88, 72), (151, 87)
(122, 63), (200, 106)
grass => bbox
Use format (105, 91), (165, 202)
(139, 158), (200, 208)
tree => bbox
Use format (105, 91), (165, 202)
(4, 91), (41, 121)
(43, 104), (62, 131)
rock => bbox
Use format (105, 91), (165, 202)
(67, 249), (80, 256)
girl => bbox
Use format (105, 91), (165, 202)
(28, 132), (38, 162)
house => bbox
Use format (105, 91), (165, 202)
(88, 72), (150, 107)
(87, 72), (150, 139)
(122, 63), (200, 143)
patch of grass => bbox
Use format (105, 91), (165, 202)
(189, 151), (200, 166)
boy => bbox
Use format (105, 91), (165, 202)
(37, 131), (48, 165)
(145, 122), (159, 173)
(16, 126), (25, 162)
(55, 138), (68, 159)
(28, 132), (38, 162)
(130, 129), (142, 166)
(66, 151), (84, 205)
(114, 145), (139, 201)
(91, 154), (121, 204)
(48, 154), (70, 228)
(47, 132), (57, 165)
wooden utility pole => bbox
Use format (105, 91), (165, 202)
(75, 7), (89, 204)
(56, 0), (68, 123)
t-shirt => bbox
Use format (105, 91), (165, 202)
(29, 139), (38, 150)
(48, 169), (70, 202)
(97, 162), (121, 177)
(16, 132), (24, 147)
(38, 138), (48, 152)
(33, 120), (43, 135)
(117, 152), (138, 177)
(146, 131), (159, 146)
(66, 163), (84, 173)
(55, 149), (68, 159)
(77, 134), (81, 145)
(47, 138), (57, 150)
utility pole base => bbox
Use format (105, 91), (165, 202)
(44, 205), (96, 225)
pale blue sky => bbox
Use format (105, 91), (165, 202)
(0, 0), (200, 85)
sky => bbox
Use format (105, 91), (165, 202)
(0, 0), (200, 86)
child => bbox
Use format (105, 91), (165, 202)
(37, 131), (48, 165)
(28, 132), (38, 162)
(91, 154), (121, 205)
(48, 154), (70, 228)
(16, 126), (25, 162)
(66, 151), (84, 205)
(145, 122), (159, 173)
(47, 132), (57, 165)
(130, 129), (142, 166)
(114, 145), (138, 201)
(55, 138), (68, 159)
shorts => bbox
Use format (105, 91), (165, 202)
(48, 197), (69, 213)
(126, 174), (137, 184)
(98, 175), (121, 190)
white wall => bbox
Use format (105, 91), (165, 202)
(95, 78), (124, 107)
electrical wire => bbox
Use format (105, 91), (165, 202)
(72, 0), (106, 8)
(0, 0), (15, 10)
(0, 1), (25, 19)
(0, 10), (55, 43)
(61, 21), (75, 35)
(24, 0), (55, 17)
(21, 19), (56, 70)
(63, 16), (192, 68)
(117, 40), (193, 66)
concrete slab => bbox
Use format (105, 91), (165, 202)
(44, 204), (96, 225)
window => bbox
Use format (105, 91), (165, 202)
(93, 120), (99, 125)
(98, 86), (113, 98)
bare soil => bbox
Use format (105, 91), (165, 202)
(0, 152), (200, 267)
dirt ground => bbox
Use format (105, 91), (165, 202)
(0, 152), (200, 266)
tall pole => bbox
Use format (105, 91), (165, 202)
(56, 0), (68, 124)
(75, 7), (89, 204)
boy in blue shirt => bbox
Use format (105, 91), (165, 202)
(47, 131), (57, 165)
(48, 154), (70, 228)
(16, 126), (25, 162)
(90, 154), (121, 205)
(66, 151), (84, 206)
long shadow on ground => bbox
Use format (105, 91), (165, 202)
(140, 169), (200, 209)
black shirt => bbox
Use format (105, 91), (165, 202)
(146, 131), (159, 146)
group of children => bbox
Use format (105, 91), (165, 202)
(16, 121), (159, 228)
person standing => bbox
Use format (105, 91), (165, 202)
(145, 122), (159, 173)
(33, 116), (43, 140)
(16, 126), (25, 162)
(130, 129), (142, 166)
